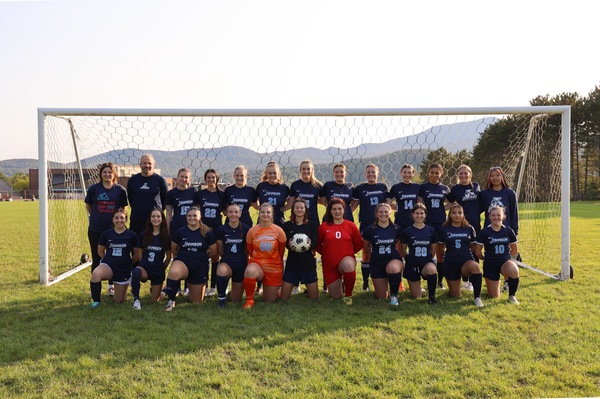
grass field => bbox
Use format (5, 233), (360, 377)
(0, 201), (599, 398)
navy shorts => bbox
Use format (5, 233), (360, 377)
(175, 257), (209, 285)
(108, 265), (132, 283)
(283, 269), (318, 285)
(140, 265), (166, 285)
(483, 260), (507, 281)
(403, 260), (435, 282)
(370, 258), (401, 279)
(220, 260), (247, 283)
(443, 260), (467, 281)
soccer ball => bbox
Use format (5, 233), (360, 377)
(289, 233), (311, 253)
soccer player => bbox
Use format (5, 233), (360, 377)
(446, 164), (482, 292)
(280, 198), (319, 300)
(287, 160), (323, 224)
(400, 203), (439, 304)
(194, 169), (226, 297)
(351, 163), (389, 291)
(89, 209), (139, 309)
(317, 198), (363, 305)
(361, 203), (404, 305)
(419, 163), (450, 289)
(131, 208), (171, 309)
(474, 206), (520, 304)
(256, 161), (290, 227)
(165, 168), (196, 234)
(163, 206), (217, 311)
(242, 203), (287, 309)
(319, 163), (354, 222)
(438, 203), (484, 307)
(84, 162), (128, 296)
(223, 165), (258, 228)
(126, 154), (168, 235)
(480, 166), (519, 235)
(387, 164), (421, 230)
(214, 203), (250, 308)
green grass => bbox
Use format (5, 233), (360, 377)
(1, 201), (599, 398)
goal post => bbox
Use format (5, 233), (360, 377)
(38, 106), (571, 285)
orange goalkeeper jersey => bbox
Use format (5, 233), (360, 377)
(246, 224), (287, 273)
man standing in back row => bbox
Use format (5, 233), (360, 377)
(127, 154), (169, 235)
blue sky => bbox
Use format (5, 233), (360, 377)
(1, 0), (598, 160)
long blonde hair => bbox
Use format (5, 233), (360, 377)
(299, 160), (322, 188)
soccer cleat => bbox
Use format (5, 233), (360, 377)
(343, 296), (353, 306)
(205, 287), (216, 297)
(437, 283), (446, 290)
(132, 299), (141, 310)
(474, 297), (484, 308)
(502, 280), (509, 292)
(362, 286), (370, 292)
(427, 297), (437, 305)
(243, 299), (255, 309)
(218, 298), (226, 308)
(398, 281), (406, 292)
(107, 285), (115, 297)
(291, 286), (300, 295)
(389, 296), (399, 306)
(90, 301), (101, 310)
(183, 288), (189, 297)
(508, 295), (520, 305)
(462, 281), (474, 292)
(164, 300), (175, 311)
(254, 287), (263, 297)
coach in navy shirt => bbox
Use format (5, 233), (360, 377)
(127, 154), (169, 235)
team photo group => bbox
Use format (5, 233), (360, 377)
(86, 153), (521, 311)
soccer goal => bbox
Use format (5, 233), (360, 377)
(38, 107), (571, 285)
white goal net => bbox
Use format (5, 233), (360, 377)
(38, 107), (571, 285)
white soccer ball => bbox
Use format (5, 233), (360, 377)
(289, 233), (311, 253)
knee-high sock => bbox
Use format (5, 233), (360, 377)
(508, 277), (519, 296)
(216, 275), (229, 299)
(437, 262), (444, 285)
(166, 278), (180, 301)
(131, 267), (142, 299)
(90, 281), (102, 302)
(471, 273), (483, 298)
(388, 272), (402, 297)
(210, 260), (218, 288)
(343, 271), (356, 297)
(426, 273), (437, 300)
(361, 263), (370, 288)
(244, 277), (256, 301)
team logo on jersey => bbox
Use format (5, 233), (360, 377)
(140, 183), (150, 190)
(462, 190), (478, 201)
(489, 197), (506, 213)
(97, 193), (110, 201)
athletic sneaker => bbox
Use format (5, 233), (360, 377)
(183, 288), (189, 297)
(205, 287), (216, 297)
(218, 298), (226, 308)
(437, 283), (446, 290)
(427, 297), (437, 305)
(291, 286), (300, 295)
(390, 296), (399, 306)
(322, 285), (328, 294)
(132, 299), (141, 310)
(362, 286), (370, 292)
(508, 295), (520, 305)
(254, 287), (263, 297)
(107, 285), (115, 296)
(89, 301), (101, 310)
(462, 281), (474, 291)
(474, 297), (484, 308)
(164, 300), (175, 311)
(343, 296), (353, 306)
(243, 299), (255, 309)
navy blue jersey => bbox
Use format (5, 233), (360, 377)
(480, 187), (519, 235)
(362, 223), (402, 263)
(476, 225), (517, 265)
(215, 222), (250, 265)
(84, 183), (128, 233)
(401, 225), (438, 265)
(419, 182), (450, 225)
(193, 188), (224, 229)
(256, 182), (290, 227)
(99, 228), (138, 270)
(388, 182), (420, 228)
(352, 183), (389, 229)
(320, 181), (354, 222)
(166, 187), (197, 233)
(439, 225), (476, 264)
(282, 220), (318, 272)
(447, 183), (482, 232)
(223, 185), (257, 227)
(289, 180), (322, 224)
(171, 226), (216, 266)
(138, 232), (168, 272)
(126, 173), (168, 223)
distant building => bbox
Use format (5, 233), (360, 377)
(0, 180), (12, 200)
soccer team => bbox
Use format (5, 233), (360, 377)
(85, 154), (521, 310)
